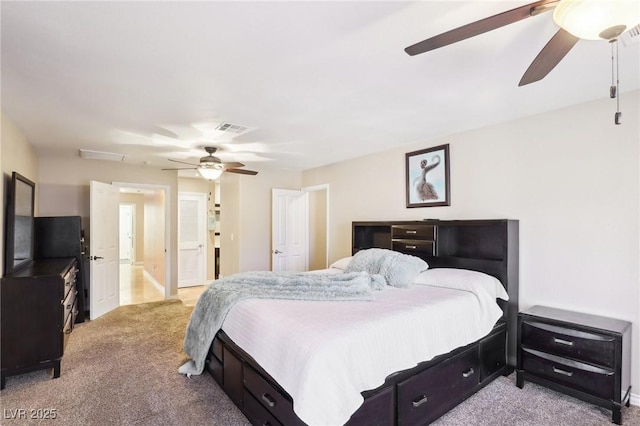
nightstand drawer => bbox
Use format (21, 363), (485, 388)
(521, 348), (614, 400)
(521, 320), (615, 367)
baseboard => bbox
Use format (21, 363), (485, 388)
(142, 269), (165, 296)
(630, 392), (639, 407)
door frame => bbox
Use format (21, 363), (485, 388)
(302, 184), (330, 269)
(113, 182), (172, 300)
(177, 191), (207, 288)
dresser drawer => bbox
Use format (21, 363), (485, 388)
(62, 289), (77, 327)
(521, 320), (615, 367)
(391, 225), (435, 240)
(62, 298), (77, 335)
(397, 346), (478, 425)
(244, 366), (303, 426)
(521, 348), (614, 400)
(63, 265), (78, 300)
(392, 240), (435, 256)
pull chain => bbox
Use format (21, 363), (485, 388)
(615, 40), (621, 125)
(610, 41), (616, 98)
(610, 39), (622, 125)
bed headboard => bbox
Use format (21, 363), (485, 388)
(352, 219), (519, 366)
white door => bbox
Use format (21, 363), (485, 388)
(90, 180), (120, 320)
(272, 189), (309, 272)
(178, 192), (207, 288)
(119, 204), (134, 264)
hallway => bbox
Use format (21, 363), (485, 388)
(120, 264), (163, 305)
(119, 263), (206, 307)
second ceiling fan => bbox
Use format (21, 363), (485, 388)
(405, 0), (639, 86)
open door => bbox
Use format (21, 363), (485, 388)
(90, 180), (120, 319)
(178, 192), (206, 287)
(271, 189), (309, 272)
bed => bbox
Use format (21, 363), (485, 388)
(189, 219), (519, 425)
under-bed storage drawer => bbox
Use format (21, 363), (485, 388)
(244, 389), (283, 426)
(345, 386), (394, 426)
(397, 345), (479, 425)
(244, 365), (304, 426)
(207, 337), (224, 386)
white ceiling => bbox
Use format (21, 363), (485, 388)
(2, 1), (639, 174)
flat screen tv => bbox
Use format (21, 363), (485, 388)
(4, 172), (35, 275)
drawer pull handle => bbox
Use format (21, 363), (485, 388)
(405, 245), (417, 249)
(412, 395), (428, 407)
(553, 367), (573, 377)
(462, 367), (475, 378)
(261, 393), (276, 408)
(553, 337), (574, 346)
(405, 230), (417, 234)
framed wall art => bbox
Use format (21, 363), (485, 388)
(405, 143), (450, 208)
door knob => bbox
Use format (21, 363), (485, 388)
(90, 256), (104, 261)
(273, 250), (283, 254)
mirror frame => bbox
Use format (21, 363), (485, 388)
(4, 172), (35, 275)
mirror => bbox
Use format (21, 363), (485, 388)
(4, 172), (35, 274)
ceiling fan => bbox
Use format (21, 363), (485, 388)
(405, 0), (639, 86)
(162, 146), (258, 179)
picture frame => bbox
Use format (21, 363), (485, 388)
(405, 143), (450, 208)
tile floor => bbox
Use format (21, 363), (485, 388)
(119, 263), (206, 307)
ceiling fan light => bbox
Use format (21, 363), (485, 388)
(198, 167), (223, 180)
(553, 0), (640, 40)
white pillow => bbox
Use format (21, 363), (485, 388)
(329, 256), (353, 271)
(413, 268), (509, 301)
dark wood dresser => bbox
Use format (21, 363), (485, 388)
(1, 257), (78, 389)
(516, 305), (632, 424)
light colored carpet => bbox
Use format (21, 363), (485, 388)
(0, 300), (249, 425)
(1, 300), (638, 425)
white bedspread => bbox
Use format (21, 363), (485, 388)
(221, 272), (504, 426)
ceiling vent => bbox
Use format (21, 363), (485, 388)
(79, 149), (125, 162)
(215, 122), (249, 135)
(620, 24), (640, 46)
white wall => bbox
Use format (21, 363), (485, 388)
(302, 91), (640, 400)
(220, 167), (302, 276)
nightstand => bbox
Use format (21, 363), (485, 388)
(516, 306), (632, 424)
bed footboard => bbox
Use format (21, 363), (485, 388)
(206, 320), (508, 426)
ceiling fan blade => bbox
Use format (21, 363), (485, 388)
(226, 168), (258, 176)
(519, 28), (579, 86)
(168, 158), (199, 166)
(405, 0), (558, 56)
(222, 161), (245, 168)
(161, 167), (197, 171)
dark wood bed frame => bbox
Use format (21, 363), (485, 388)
(206, 219), (519, 425)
